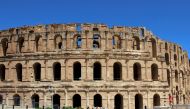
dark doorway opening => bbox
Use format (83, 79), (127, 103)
(53, 94), (60, 109)
(73, 62), (81, 80)
(135, 94), (143, 109)
(114, 94), (123, 109)
(33, 63), (41, 81)
(113, 62), (122, 80)
(93, 62), (101, 80)
(94, 94), (102, 107)
(73, 94), (81, 108)
(16, 63), (22, 81)
(153, 94), (160, 106)
(133, 63), (141, 81)
(31, 94), (39, 108)
(53, 62), (61, 81)
(0, 64), (5, 81)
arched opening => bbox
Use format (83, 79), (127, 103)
(35, 36), (41, 52)
(153, 94), (160, 106)
(175, 70), (178, 83)
(176, 94), (179, 104)
(174, 45), (176, 52)
(53, 94), (60, 109)
(165, 42), (168, 50)
(114, 94), (123, 109)
(165, 53), (170, 65)
(54, 35), (62, 49)
(93, 62), (101, 80)
(174, 54), (177, 61)
(94, 94), (102, 107)
(73, 94), (81, 108)
(53, 62), (61, 81)
(133, 63), (141, 81)
(1, 38), (8, 56)
(13, 94), (20, 106)
(74, 35), (82, 48)
(112, 35), (121, 49)
(113, 62), (122, 80)
(167, 69), (170, 86)
(73, 62), (81, 80)
(33, 63), (41, 81)
(16, 63), (22, 81)
(133, 37), (140, 50)
(151, 38), (157, 57)
(151, 64), (158, 81)
(31, 94), (39, 108)
(93, 34), (100, 48)
(0, 64), (5, 81)
(18, 37), (24, 53)
(135, 94), (143, 109)
(0, 95), (3, 104)
(183, 95), (186, 104)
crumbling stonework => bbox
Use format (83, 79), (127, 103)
(0, 23), (189, 109)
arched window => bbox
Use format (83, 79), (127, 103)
(53, 62), (61, 81)
(112, 35), (121, 49)
(33, 63), (41, 81)
(31, 94), (39, 108)
(1, 38), (8, 56)
(13, 94), (20, 106)
(0, 64), (5, 81)
(183, 95), (186, 104)
(94, 94), (102, 107)
(18, 37), (24, 53)
(35, 35), (42, 52)
(93, 34), (100, 48)
(180, 70), (185, 87)
(73, 94), (81, 108)
(151, 64), (158, 81)
(54, 35), (62, 49)
(151, 38), (157, 57)
(53, 94), (60, 109)
(175, 70), (178, 83)
(114, 94), (123, 109)
(16, 63), (22, 81)
(133, 37), (140, 50)
(135, 94), (143, 109)
(113, 62), (122, 80)
(174, 45), (176, 52)
(93, 62), (101, 80)
(74, 35), (82, 48)
(133, 63), (141, 81)
(174, 54), (177, 61)
(165, 42), (168, 50)
(153, 94), (160, 106)
(165, 53), (170, 65)
(167, 69), (170, 86)
(0, 95), (3, 104)
(73, 62), (81, 80)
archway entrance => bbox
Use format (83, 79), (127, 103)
(73, 94), (81, 108)
(94, 94), (102, 107)
(31, 94), (39, 108)
(114, 94), (123, 109)
(53, 94), (60, 109)
(153, 94), (160, 106)
(135, 94), (143, 109)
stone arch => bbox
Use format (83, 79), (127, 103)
(0, 64), (5, 81)
(175, 70), (178, 83)
(93, 34), (101, 48)
(153, 94), (160, 106)
(93, 62), (101, 80)
(33, 63), (41, 81)
(18, 37), (24, 53)
(73, 34), (82, 48)
(73, 94), (81, 108)
(1, 38), (8, 56)
(73, 62), (81, 80)
(112, 35), (121, 49)
(53, 94), (60, 109)
(113, 62), (122, 80)
(151, 64), (158, 81)
(54, 35), (63, 49)
(133, 36), (140, 50)
(151, 38), (157, 57)
(135, 94), (143, 109)
(16, 63), (22, 81)
(13, 94), (20, 106)
(114, 94), (123, 109)
(167, 69), (170, 86)
(53, 62), (61, 81)
(35, 35), (42, 52)
(31, 94), (39, 108)
(94, 94), (102, 107)
(0, 95), (3, 104)
(133, 63), (141, 81)
(165, 53), (170, 65)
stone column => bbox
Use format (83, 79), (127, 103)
(65, 89), (68, 106)
(107, 92), (110, 109)
(128, 92), (131, 109)
(86, 90), (89, 108)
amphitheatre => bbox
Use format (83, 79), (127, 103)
(0, 23), (189, 109)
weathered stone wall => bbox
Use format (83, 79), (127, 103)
(0, 23), (189, 109)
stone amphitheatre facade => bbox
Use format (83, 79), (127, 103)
(0, 23), (189, 109)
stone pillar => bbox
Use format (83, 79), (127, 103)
(145, 61), (148, 80)
(86, 91), (89, 108)
(128, 92), (131, 109)
(107, 92), (110, 109)
(65, 89), (68, 106)
(106, 58), (109, 81)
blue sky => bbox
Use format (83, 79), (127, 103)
(1, 0), (190, 56)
